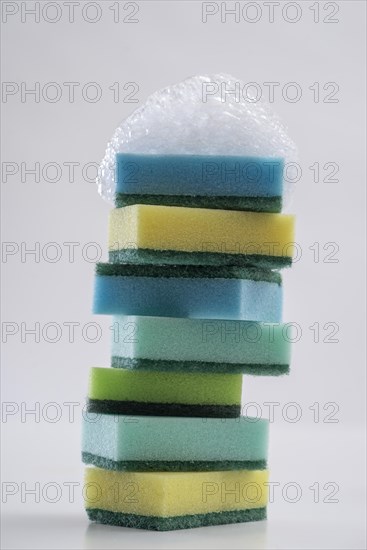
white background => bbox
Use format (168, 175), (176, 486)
(1, 1), (366, 548)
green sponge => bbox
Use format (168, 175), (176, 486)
(82, 414), (268, 471)
(85, 467), (268, 531)
(111, 315), (290, 375)
(87, 367), (242, 418)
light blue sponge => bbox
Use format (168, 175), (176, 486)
(94, 264), (282, 321)
(82, 414), (269, 471)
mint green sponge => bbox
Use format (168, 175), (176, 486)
(82, 414), (268, 471)
(111, 316), (290, 375)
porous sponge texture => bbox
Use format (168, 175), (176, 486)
(108, 205), (295, 260)
(88, 368), (242, 406)
(84, 468), (269, 517)
(94, 267), (282, 321)
(82, 414), (268, 467)
(111, 316), (290, 374)
(115, 154), (283, 197)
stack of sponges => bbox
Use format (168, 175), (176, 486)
(83, 152), (294, 530)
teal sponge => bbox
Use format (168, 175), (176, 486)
(82, 414), (268, 471)
(111, 315), (290, 375)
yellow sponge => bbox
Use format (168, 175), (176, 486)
(108, 204), (295, 268)
(85, 467), (268, 530)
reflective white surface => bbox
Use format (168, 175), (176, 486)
(2, 511), (365, 550)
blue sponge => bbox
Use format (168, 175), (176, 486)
(93, 264), (282, 321)
(115, 154), (283, 212)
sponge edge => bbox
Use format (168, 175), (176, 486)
(82, 414), (269, 471)
(111, 316), (290, 375)
(85, 468), (269, 530)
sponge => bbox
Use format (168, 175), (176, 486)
(82, 414), (268, 471)
(85, 467), (268, 530)
(115, 153), (283, 213)
(109, 204), (294, 268)
(87, 367), (242, 418)
(111, 315), (290, 375)
(94, 264), (282, 321)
